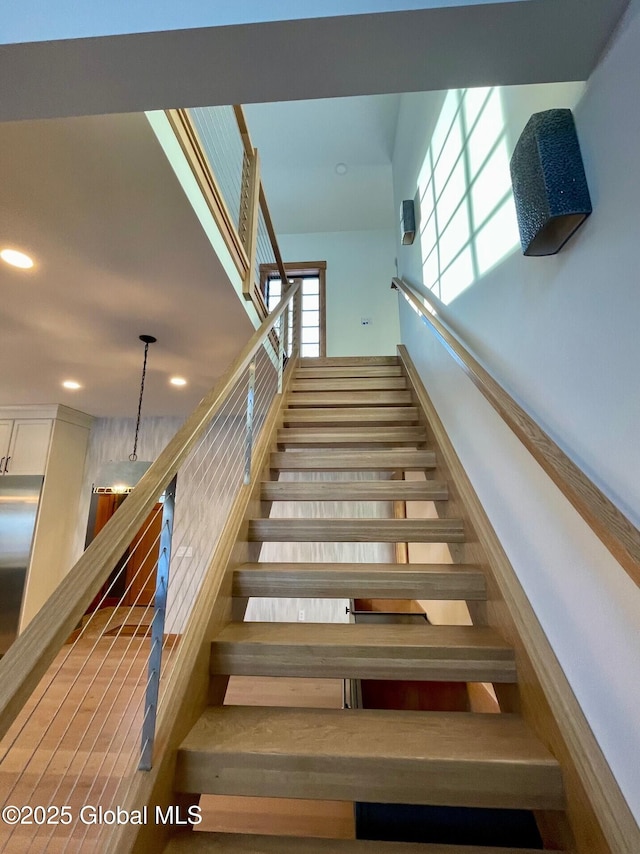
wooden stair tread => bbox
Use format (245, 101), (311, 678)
(277, 427), (426, 444)
(175, 706), (564, 810)
(261, 480), (447, 501)
(283, 406), (419, 424)
(210, 622), (516, 682)
(296, 365), (403, 378)
(248, 518), (465, 543)
(288, 391), (413, 407)
(292, 377), (407, 391)
(165, 832), (558, 853)
(270, 449), (435, 470)
(232, 562), (486, 600)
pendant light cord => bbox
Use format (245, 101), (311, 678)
(130, 335), (156, 461)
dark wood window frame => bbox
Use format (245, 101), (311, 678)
(259, 261), (327, 358)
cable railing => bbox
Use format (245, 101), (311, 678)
(190, 105), (245, 230)
(0, 282), (301, 853)
(393, 276), (640, 589)
(174, 103), (289, 319)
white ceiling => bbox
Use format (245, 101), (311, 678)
(245, 95), (401, 233)
(0, 113), (253, 418)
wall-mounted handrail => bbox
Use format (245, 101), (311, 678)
(0, 281), (301, 742)
(393, 276), (640, 588)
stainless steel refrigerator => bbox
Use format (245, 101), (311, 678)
(0, 475), (43, 654)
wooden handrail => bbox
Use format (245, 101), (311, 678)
(233, 103), (289, 286)
(393, 276), (640, 588)
(258, 184), (289, 285)
(0, 282), (301, 741)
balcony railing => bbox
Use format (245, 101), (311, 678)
(169, 103), (289, 320)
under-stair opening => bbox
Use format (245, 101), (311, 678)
(355, 802), (544, 847)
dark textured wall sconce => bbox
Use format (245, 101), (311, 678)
(400, 199), (416, 245)
(510, 109), (592, 256)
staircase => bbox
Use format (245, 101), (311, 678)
(164, 356), (566, 853)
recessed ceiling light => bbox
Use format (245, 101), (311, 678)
(335, 162), (348, 176)
(170, 376), (187, 387)
(62, 380), (82, 390)
(1, 248), (35, 269)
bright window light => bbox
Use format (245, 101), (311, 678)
(417, 86), (520, 304)
(440, 247), (475, 305)
(475, 196), (521, 276)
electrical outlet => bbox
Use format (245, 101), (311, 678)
(360, 317), (372, 326)
(298, 609), (305, 621)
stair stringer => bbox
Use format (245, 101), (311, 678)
(102, 355), (300, 854)
(398, 344), (640, 854)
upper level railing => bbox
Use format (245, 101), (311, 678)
(171, 103), (288, 319)
(393, 277), (640, 590)
(0, 282), (301, 852)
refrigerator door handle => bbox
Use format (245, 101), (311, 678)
(3, 457), (9, 474)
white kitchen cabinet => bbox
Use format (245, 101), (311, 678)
(2, 419), (52, 475)
(0, 405), (94, 631)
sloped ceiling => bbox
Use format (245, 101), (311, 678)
(0, 113), (253, 417)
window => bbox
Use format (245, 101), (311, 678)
(260, 262), (327, 358)
(418, 87), (520, 305)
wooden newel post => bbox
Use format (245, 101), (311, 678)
(240, 149), (261, 301)
(292, 278), (303, 357)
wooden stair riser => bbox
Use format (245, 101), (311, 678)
(270, 450), (435, 470)
(175, 707), (564, 811)
(292, 377), (407, 392)
(288, 391), (413, 407)
(283, 406), (420, 425)
(210, 623), (516, 683)
(277, 427), (426, 445)
(247, 518), (465, 543)
(232, 563), (487, 600)
(260, 480), (448, 502)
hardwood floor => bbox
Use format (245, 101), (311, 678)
(0, 631), (162, 853)
(0, 640), (351, 852)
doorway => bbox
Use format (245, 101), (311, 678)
(85, 493), (163, 613)
(260, 261), (326, 358)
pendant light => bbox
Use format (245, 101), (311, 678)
(93, 335), (157, 494)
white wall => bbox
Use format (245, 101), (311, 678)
(393, 0), (640, 820)
(279, 229), (400, 356)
